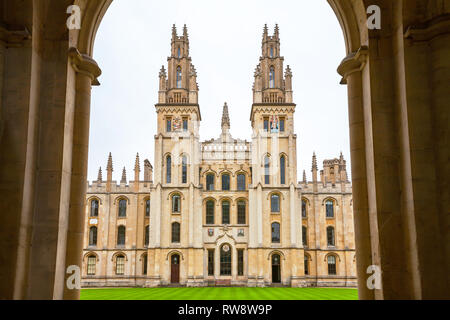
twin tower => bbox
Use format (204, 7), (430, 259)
(148, 24), (302, 286)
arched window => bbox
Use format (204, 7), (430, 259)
(264, 156), (270, 184)
(206, 200), (215, 225)
(280, 155), (286, 185)
(144, 225), (149, 247)
(145, 199), (150, 217)
(270, 46), (274, 58)
(222, 174), (230, 191)
(271, 222), (280, 243)
(177, 47), (181, 58)
(117, 226), (126, 246)
(304, 255), (309, 275)
(166, 155), (172, 184)
(172, 194), (181, 213)
(302, 200), (307, 218)
(206, 174), (215, 191)
(171, 222), (180, 243)
(326, 200), (334, 218)
(142, 254), (148, 275)
(89, 226), (97, 246)
(269, 66), (275, 88)
(237, 201), (246, 225)
(90, 199), (99, 217)
(176, 66), (182, 88)
(222, 201), (230, 225)
(327, 226), (335, 246)
(118, 199), (127, 217)
(115, 255), (125, 275)
(237, 174), (246, 191)
(302, 226), (307, 247)
(87, 255), (96, 275)
(181, 155), (188, 184)
(220, 244), (232, 276)
(271, 194), (280, 213)
(327, 255), (337, 275)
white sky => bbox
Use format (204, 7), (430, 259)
(88, 0), (351, 182)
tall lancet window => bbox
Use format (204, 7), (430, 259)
(269, 67), (275, 88)
(280, 155), (286, 185)
(181, 155), (188, 184)
(176, 66), (182, 88)
(270, 46), (274, 58)
(166, 155), (172, 184)
(177, 47), (181, 58)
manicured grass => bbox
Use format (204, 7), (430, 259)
(81, 287), (358, 300)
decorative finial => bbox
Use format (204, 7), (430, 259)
(312, 152), (318, 172)
(121, 167), (127, 184)
(97, 167), (103, 182)
(274, 24), (279, 37)
(135, 153), (140, 172)
(107, 152), (113, 172)
(183, 24), (188, 38)
(221, 102), (230, 131)
(285, 65), (292, 77)
(159, 65), (166, 78)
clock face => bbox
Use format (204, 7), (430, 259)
(222, 244), (230, 252)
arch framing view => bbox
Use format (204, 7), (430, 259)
(0, 0), (448, 300)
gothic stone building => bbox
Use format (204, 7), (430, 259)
(81, 25), (356, 288)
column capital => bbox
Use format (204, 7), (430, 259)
(68, 47), (102, 86)
(0, 25), (31, 48)
(337, 46), (368, 85)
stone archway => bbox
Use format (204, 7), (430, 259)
(0, 0), (448, 300)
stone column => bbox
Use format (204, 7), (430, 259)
(338, 46), (374, 300)
(62, 48), (101, 300)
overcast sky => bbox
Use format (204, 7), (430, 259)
(88, 0), (350, 182)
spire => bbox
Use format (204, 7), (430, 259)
(274, 23), (279, 38)
(107, 152), (113, 172)
(159, 65), (166, 78)
(221, 102), (230, 133)
(121, 167), (127, 184)
(303, 170), (307, 183)
(263, 24), (268, 39)
(285, 65), (292, 77)
(172, 24), (177, 40)
(183, 24), (188, 40)
(312, 152), (318, 172)
(97, 167), (102, 182)
(134, 153), (140, 172)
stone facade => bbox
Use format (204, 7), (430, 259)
(81, 25), (356, 288)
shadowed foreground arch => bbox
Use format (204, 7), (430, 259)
(0, 0), (448, 300)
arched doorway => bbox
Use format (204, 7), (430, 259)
(271, 254), (281, 284)
(170, 254), (180, 284)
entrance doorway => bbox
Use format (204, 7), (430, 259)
(171, 254), (180, 284)
(272, 254), (281, 283)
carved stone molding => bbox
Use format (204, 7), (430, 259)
(68, 47), (102, 86)
(0, 25), (31, 48)
(404, 14), (450, 42)
(337, 46), (369, 85)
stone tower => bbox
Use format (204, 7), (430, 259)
(148, 25), (203, 286)
(248, 24), (303, 286)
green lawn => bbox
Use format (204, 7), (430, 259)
(81, 287), (358, 300)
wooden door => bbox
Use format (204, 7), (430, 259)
(171, 254), (180, 284)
